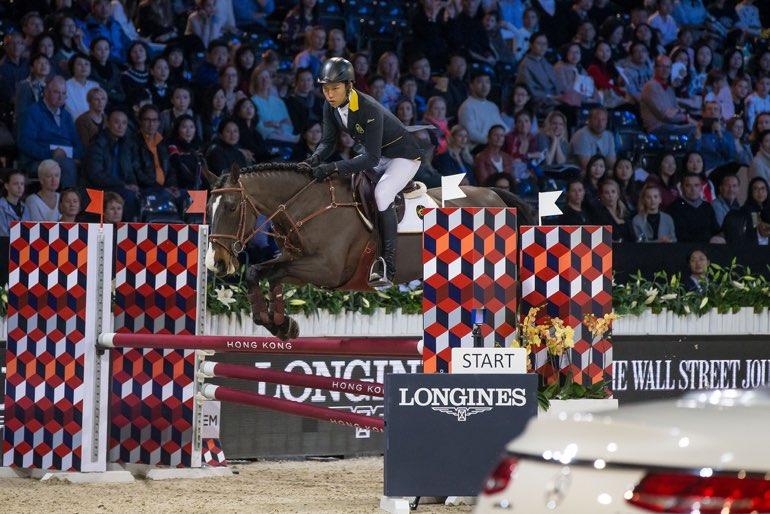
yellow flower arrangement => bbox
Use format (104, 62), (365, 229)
(517, 306), (575, 357)
(583, 312), (618, 339)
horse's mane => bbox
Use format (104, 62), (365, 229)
(240, 162), (312, 177)
(214, 162), (312, 188)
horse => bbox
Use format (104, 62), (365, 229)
(205, 162), (535, 340)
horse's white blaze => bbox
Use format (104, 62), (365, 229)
(205, 243), (216, 271)
(211, 195), (222, 222)
(206, 196), (223, 271)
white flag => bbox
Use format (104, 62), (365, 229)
(538, 191), (563, 225)
(441, 174), (466, 207)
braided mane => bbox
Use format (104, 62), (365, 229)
(213, 161), (312, 188)
(240, 161), (312, 177)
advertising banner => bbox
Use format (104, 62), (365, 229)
(613, 336), (770, 402)
(211, 353), (422, 458)
(384, 373), (537, 497)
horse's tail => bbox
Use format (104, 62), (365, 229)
(490, 188), (537, 226)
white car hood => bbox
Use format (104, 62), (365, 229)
(507, 391), (770, 472)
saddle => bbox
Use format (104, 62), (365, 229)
(336, 170), (430, 292)
(351, 169), (424, 231)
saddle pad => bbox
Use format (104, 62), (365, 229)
(397, 190), (438, 234)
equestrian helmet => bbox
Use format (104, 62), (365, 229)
(317, 57), (355, 84)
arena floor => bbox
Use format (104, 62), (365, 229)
(0, 457), (472, 513)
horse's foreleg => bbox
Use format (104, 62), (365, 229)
(268, 279), (298, 341)
(269, 281), (286, 327)
(246, 262), (298, 339)
(246, 264), (272, 327)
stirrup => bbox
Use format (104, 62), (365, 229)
(368, 257), (392, 288)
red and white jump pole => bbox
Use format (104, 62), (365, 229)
(99, 333), (422, 357)
(201, 384), (385, 431)
(199, 361), (385, 397)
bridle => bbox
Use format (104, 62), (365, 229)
(208, 175), (360, 259)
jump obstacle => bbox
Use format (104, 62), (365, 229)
(4, 213), (613, 490)
(2, 222), (414, 477)
(97, 333), (408, 435)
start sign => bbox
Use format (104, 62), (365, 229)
(451, 347), (527, 374)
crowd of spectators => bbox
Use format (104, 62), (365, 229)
(0, 0), (767, 248)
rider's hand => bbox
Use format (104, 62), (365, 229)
(303, 154), (320, 168)
(312, 163), (336, 181)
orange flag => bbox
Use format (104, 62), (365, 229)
(186, 190), (208, 223)
(85, 189), (104, 223)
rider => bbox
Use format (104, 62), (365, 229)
(305, 57), (423, 287)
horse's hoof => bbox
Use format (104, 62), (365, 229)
(274, 317), (299, 341)
(285, 318), (299, 339)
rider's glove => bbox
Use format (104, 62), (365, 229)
(312, 163), (336, 181)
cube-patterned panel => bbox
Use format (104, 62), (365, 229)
(110, 224), (203, 468)
(422, 208), (518, 373)
(3, 223), (97, 470)
(520, 226), (613, 385)
(201, 438), (227, 467)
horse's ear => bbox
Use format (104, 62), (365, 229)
(202, 160), (218, 188)
(228, 162), (240, 185)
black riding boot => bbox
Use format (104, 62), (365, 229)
(369, 205), (398, 287)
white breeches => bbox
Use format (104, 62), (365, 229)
(373, 157), (420, 212)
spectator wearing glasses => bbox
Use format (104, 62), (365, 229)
(219, 65), (247, 113)
(640, 55), (695, 137)
(136, 104), (170, 191)
(83, 108), (148, 221)
(18, 76), (82, 188)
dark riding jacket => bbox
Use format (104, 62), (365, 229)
(311, 89), (423, 176)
